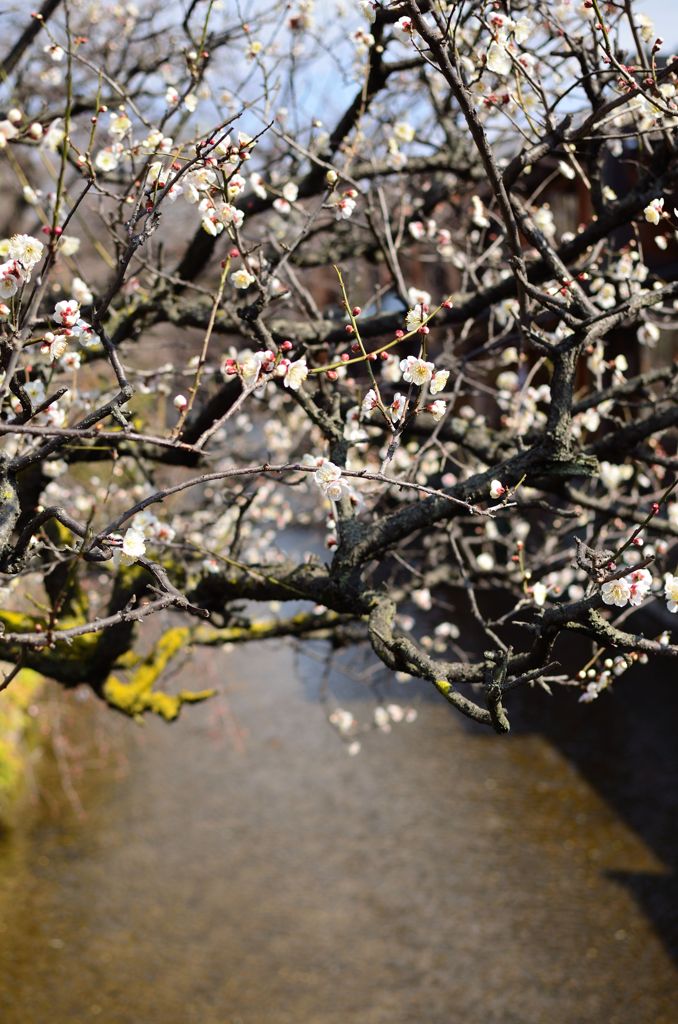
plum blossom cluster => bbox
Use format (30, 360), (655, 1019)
(221, 348), (308, 392)
(329, 700), (417, 756)
(601, 568), (653, 608)
(360, 348), (448, 425)
(578, 651), (649, 704)
(94, 123), (259, 247)
(312, 459), (348, 503)
(44, 297), (100, 366)
(0, 234), (44, 306)
(485, 14), (535, 77)
(0, 0), (676, 743)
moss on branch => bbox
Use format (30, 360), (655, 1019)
(102, 626), (214, 721)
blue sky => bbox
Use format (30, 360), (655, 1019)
(620, 1), (678, 46)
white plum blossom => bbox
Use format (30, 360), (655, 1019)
(400, 355), (434, 386)
(53, 299), (80, 327)
(44, 43), (64, 62)
(489, 480), (506, 499)
(283, 358), (308, 391)
(0, 120), (18, 147)
(407, 287), (431, 307)
(334, 192), (357, 220)
(358, 1), (377, 23)
(109, 110), (131, 136)
(429, 399), (446, 421)
(227, 174), (247, 200)
(599, 462), (634, 491)
(665, 573), (678, 613)
(644, 198), (664, 225)
(0, 262), (22, 299)
(601, 578), (631, 608)
(58, 235), (80, 257)
(390, 392), (406, 422)
(352, 27), (374, 53)
(8, 234), (43, 271)
(393, 16), (413, 43)
(361, 388), (378, 416)
(636, 13), (655, 42)
(239, 351), (267, 389)
(512, 16), (535, 44)
(231, 268), (256, 289)
(470, 195), (490, 229)
(201, 212), (223, 236)
(122, 527), (146, 560)
(22, 379), (45, 409)
(405, 304), (428, 333)
(314, 461), (345, 503)
(496, 370), (519, 392)
(638, 321), (660, 347)
(43, 333), (68, 361)
(281, 181), (299, 203)
(533, 204), (556, 239)
(71, 277), (93, 306)
(250, 172), (267, 199)
(430, 369), (449, 394)
(329, 706), (355, 734)
(215, 201), (245, 229)
(628, 568), (653, 606)
(393, 121), (415, 144)
(61, 351), (81, 371)
(95, 148), (119, 173)
(486, 35), (512, 76)
(183, 167), (217, 203)
(42, 120), (65, 151)
(72, 320), (100, 347)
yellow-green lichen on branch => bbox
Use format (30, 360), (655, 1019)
(0, 667), (44, 824)
(0, 609), (102, 683)
(102, 626), (214, 721)
(191, 609), (350, 645)
(434, 678), (452, 697)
